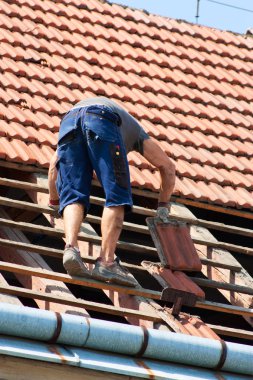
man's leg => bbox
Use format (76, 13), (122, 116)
(100, 206), (124, 263)
(56, 108), (93, 277)
(92, 205), (138, 287)
(63, 203), (84, 248)
(62, 203), (91, 277)
(83, 106), (137, 286)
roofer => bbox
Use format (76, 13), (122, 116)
(48, 97), (176, 287)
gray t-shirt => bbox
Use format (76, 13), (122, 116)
(72, 97), (149, 153)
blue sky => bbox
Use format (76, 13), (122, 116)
(112, 0), (253, 34)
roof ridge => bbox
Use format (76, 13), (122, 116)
(7, 0), (252, 48)
(105, 0), (253, 39)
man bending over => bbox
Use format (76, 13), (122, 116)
(48, 97), (175, 287)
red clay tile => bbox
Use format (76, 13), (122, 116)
(0, 121), (31, 141)
(13, 139), (38, 164)
(143, 169), (160, 191)
(25, 126), (47, 144)
(221, 153), (247, 172)
(147, 218), (202, 272)
(27, 143), (48, 167)
(129, 166), (146, 188)
(234, 187), (253, 208)
(192, 164), (225, 184)
(166, 142), (193, 161)
(209, 183), (236, 207)
(233, 171), (253, 188)
(179, 314), (220, 340)
(0, 137), (21, 162)
(190, 146), (220, 166)
(174, 177), (194, 198)
(214, 168), (235, 186)
(0, 86), (17, 104)
(175, 160), (199, 178)
(19, 77), (49, 97)
(142, 261), (204, 300)
(165, 127), (189, 145)
(181, 178), (204, 199)
(236, 157), (253, 175)
(40, 144), (55, 162)
(189, 181), (218, 203)
(127, 152), (152, 169)
(161, 270), (205, 299)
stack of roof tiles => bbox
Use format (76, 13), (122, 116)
(0, 0), (253, 210)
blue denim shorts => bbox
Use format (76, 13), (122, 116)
(56, 105), (133, 215)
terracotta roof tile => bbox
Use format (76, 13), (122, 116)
(130, 166), (146, 188)
(127, 151), (151, 169)
(27, 142), (48, 167)
(178, 314), (220, 340)
(234, 187), (253, 208)
(162, 269), (205, 299)
(0, 137), (35, 164)
(175, 160), (199, 179)
(0, 120), (30, 141)
(191, 164), (225, 184)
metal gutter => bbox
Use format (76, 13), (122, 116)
(0, 303), (252, 376)
(0, 335), (251, 380)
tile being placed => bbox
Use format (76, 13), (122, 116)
(146, 217), (202, 272)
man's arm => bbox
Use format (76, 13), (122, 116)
(48, 151), (59, 204)
(142, 138), (176, 204)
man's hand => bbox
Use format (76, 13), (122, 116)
(156, 202), (170, 223)
(48, 199), (59, 211)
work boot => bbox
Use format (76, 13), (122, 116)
(63, 245), (91, 278)
(92, 257), (138, 287)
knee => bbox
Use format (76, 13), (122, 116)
(110, 206), (124, 228)
(114, 210), (124, 228)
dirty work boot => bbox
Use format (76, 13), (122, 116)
(63, 245), (91, 278)
(92, 257), (138, 287)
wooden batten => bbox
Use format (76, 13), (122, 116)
(0, 283), (161, 322)
(1, 176), (253, 237)
(0, 237), (243, 273)
(0, 195), (253, 257)
(173, 197), (253, 220)
(0, 164), (253, 219)
(0, 273), (22, 305)
(0, 242), (250, 298)
(0, 264), (253, 321)
(207, 324), (253, 341)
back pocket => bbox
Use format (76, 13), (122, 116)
(85, 111), (118, 143)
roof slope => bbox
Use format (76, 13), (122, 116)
(0, 0), (253, 210)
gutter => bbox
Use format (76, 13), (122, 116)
(0, 303), (252, 376)
(0, 335), (250, 380)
